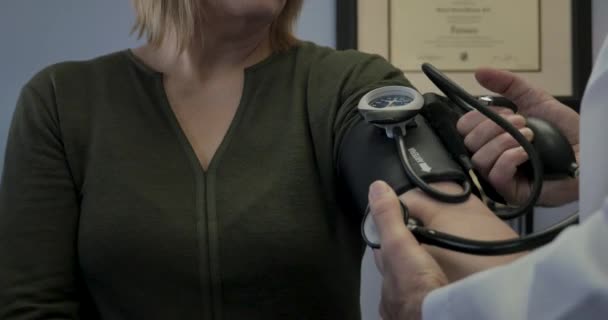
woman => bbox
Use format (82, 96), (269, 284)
(0, 0), (419, 318)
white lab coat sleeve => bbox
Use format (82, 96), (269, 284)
(421, 202), (608, 320)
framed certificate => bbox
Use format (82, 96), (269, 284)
(337, 0), (592, 109)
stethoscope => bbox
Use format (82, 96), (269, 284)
(359, 63), (579, 255)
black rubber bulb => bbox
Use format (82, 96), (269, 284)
(523, 117), (578, 179)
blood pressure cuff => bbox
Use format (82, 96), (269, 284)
(337, 114), (467, 214)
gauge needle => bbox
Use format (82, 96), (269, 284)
(386, 99), (396, 108)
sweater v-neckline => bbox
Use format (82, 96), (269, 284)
(124, 48), (282, 175)
(155, 73), (251, 175)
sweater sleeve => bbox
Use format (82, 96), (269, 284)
(0, 79), (82, 319)
(326, 52), (413, 164)
(306, 49), (413, 199)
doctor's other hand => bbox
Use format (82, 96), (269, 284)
(369, 181), (447, 320)
(457, 68), (580, 206)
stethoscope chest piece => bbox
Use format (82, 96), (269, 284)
(361, 202), (410, 249)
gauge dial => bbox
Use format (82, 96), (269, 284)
(369, 95), (414, 108)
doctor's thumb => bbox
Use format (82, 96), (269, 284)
(368, 181), (418, 246)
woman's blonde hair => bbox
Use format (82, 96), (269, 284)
(131, 0), (303, 52)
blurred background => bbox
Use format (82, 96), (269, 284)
(0, 1), (606, 319)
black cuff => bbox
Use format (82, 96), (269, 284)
(338, 115), (467, 214)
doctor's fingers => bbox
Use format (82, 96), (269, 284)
(488, 147), (532, 204)
(369, 181), (419, 249)
(475, 68), (555, 115)
(463, 114), (527, 152)
(457, 106), (514, 136)
(378, 243), (448, 320)
(471, 128), (534, 177)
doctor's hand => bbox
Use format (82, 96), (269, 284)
(370, 181), (523, 320)
(457, 68), (580, 206)
(369, 181), (447, 320)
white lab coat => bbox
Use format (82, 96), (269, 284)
(422, 38), (608, 319)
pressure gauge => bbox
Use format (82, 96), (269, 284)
(358, 86), (424, 138)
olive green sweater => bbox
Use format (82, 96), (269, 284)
(0, 42), (410, 319)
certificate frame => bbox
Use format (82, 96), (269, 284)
(337, 0), (592, 110)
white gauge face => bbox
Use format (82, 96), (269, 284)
(369, 94), (414, 109)
(358, 86), (424, 112)
(358, 86), (424, 138)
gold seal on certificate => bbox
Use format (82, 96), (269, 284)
(390, 0), (540, 72)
